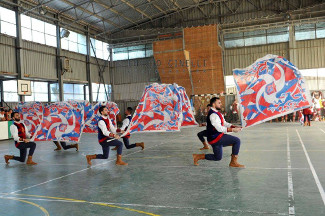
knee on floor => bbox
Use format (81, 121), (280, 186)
(213, 156), (222, 161)
(19, 158), (26, 162)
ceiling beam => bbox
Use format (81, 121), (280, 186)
(21, 0), (56, 14)
(93, 0), (138, 26)
(120, 0), (152, 20)
(104, 0), (229, 36)
(192, 0), (208, 18)
(58, 0), (90, 14)
(59, 0), (123, 31)
(147, 0), (167, 15)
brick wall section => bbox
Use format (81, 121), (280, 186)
(153, 25), (224, 97)
(153, 38), (193, 93)
(184, 25), (224, 95)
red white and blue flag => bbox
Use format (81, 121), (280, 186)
(233, 55), (312, 127)
(32, 101), (84, 142)
(126, 83), (197, 135)
(83, 101), (119, 133)
(17, 102), (43, 137)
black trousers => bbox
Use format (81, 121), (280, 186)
(122, 137), (136, 149)
(96, 139), (123, 159)
(53, 141), (74, 150)
(13, 142), (36, 162)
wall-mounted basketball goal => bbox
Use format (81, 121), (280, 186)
(17, 80), (32, 96)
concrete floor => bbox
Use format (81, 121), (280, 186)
(0, 122), (325, 216)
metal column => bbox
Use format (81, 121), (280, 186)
(109, 47), (114, 101)
(14, 0), (24, 102)
(86, 27), (93, 103)
(56, 16), (64, 101)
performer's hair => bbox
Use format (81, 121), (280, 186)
(99, 106), (106, 114)
(210, 97), (220, 106)
(127, 107), (133, 113)
(207, 104), (211, 107)
(11, 111), (18, 119)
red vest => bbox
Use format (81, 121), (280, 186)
(98, 117), (121, 143)
(14, 122), (27, 146)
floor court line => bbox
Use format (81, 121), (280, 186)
(286, 128), (295, 215)
(2, 195), (287, 215)
(8, 138), (179, 194)
(296, 129), (325, 205)
(127, 164), (309, 170)
(0, 197), (49, 216)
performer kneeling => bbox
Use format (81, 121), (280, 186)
(53, 141), (78, 151)
(197, 104), (211, 150)
(4, 112), (37, 165)
(86, 106), (127, 166)
(112, 107), (144, 151)
(193, 97), (244, 168)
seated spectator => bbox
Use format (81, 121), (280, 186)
(0, 109), (6, 121)
(7, 109), (12, 121)
(4, 110), (8, 121)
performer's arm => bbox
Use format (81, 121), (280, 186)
(98, 120), (114, 137)
(10, 125), (23, 142)
(120, 118), (130, 131)
(224, 121), (241, 129)
(108, 118), (121, 134)
(23, 124), (31, 138)
(210, 114), (231, 133)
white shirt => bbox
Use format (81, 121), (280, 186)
(209, 107), (232, 134)
(120, 115), (131, 131)
(10, 122), (31, 142)
(98, 116), (117, 137)
(0, 113), (4, 118)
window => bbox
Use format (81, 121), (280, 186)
(0, 6), (16, 37)
(61, 29), (87, 55)
(112, 43), (152, 61)
(21, 14), (56, 47)
(90, 38), (109, 60)
(295, 24), (315, 41)
(85, 83), (111, 101)
(63, 83), (85, 101)
(225, 75), (236, 88)
(25, 81), (48, 102)
(267, 27), (289, 44)
(224, 27), (289, 48)
(50, 83), (60, 102)
(3, 80), (18, 102)
(316, 22), (325, 39)
(300, 68), (325, 91)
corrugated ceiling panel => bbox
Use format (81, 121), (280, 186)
(113, 82), (147, 101)
(112, 57), (159, 85)
(296, 39), (325, 69)
(22, 41), (57, 79)
(224, 42), (288, 75)
(90, 58), (110, 84)
(0, 35), (16, 75)
(62, 50), (87, 82)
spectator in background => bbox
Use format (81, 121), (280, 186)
(0, 109), (5, 121)
(303, 107), (313, 126)
(230, 100), (239, 123)
(7, 109), (13, 121)
(4, 110), (8, 121)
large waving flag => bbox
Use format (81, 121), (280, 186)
(233, 54), (312, 127)
(17, 102), (43, 137)
(32, 102), (84, 142)
(177, 86), (197, 127)
(126, 83), (197, 134)
(83, 102), (119, 133)
(17, 100), (118, 141)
